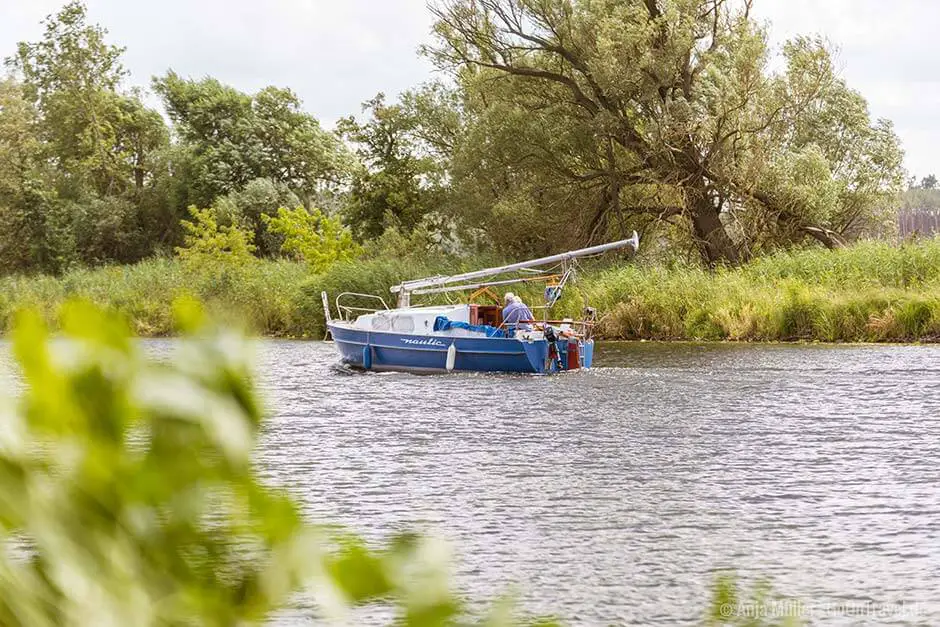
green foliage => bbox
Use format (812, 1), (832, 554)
(4, 239), (940, 343)
(0, 0), (916, 277)
(7, 0), (131, 194)
(3, 3), (360, 275)
(754, 38), (905, 244)
(893, 297), (936, 339)
(262, 206), (361, 272)
(153, 72), (353, 208)
(0, 79), (44, 273)
(0, 77), (78, 274)
(1, 302), (305, 625)
(1, 2), (170, 273)
(213, 178), (301, 256)
(69, 195), (142, 264)
(8, 0), (170, 199)
(176, 206), (257, 270)
(705, 574), (802, 626)
(337, 89), (454, 241)
(298, 227), (494, 334)
(426, 0), (905, 263)
(0, 257), (316, 338)
(902, 187), (940, 211)
(0, 301), (568, 626)
(773, 282), (824, 341)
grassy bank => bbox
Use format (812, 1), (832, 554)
(0, 252), (469, 338)
(0, 258), (313, 337)
(2, 239), (940, 342)
(574, 239), (940, 342)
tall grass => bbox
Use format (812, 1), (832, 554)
(0, 258), (313, 337)
(570, 239), (940, 342)
(2, 239), (939, 342)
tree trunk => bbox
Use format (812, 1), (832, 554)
(687, 185), (739, 266)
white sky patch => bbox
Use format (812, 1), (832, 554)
(1, 0), (937, 177)
(755, 0), (940, 178)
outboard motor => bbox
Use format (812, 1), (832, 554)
(543, 325), (563, 371)
(544, 325), (558, 344)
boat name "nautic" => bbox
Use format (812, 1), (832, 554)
(401, 338), (447, 347)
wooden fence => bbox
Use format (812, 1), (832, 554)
(899, 209), (940, 238)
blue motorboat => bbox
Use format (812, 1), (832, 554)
(324, 233), (639, 374)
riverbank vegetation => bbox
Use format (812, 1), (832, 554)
(576, 239), (940, 342)
(3, 238), (939, 343)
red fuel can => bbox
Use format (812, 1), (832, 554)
(567, 338), (580, 370)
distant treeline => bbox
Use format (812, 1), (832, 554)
(899, 181), (940, 237)
(1, 0), (912, 277)
(899, 209), (940, 238)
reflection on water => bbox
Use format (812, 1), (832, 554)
(3, 340), (940, 625)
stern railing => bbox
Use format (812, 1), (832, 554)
(335, 292), (390, 322)
(499, 319), (596, 340)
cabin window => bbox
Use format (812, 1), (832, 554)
(471, 305), (502, 327)
(392, 316), (415, 332)
(371, 315), (391, 330)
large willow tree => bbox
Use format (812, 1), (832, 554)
(427, 0), (904, 263)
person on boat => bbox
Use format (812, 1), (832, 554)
(502, 292), (534, 332)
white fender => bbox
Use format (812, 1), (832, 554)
(446, 343), (457, 371)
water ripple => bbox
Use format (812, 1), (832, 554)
(249, 340), (940, 626)
(3, 339), (939, 625)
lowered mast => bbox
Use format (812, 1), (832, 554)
(392, 232), (640, 307)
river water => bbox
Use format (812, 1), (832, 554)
(3, 340), (940, 625)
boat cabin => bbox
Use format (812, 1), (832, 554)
(346, 303), (508, 334)
(469, 304), (503, 327)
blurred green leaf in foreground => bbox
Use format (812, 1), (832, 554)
(0, 299), (560, 626)
(706, 574), (802, 627)
(0, 299), (801, 626)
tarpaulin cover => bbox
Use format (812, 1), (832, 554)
(433, 316), (505, 338)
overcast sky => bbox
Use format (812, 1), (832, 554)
(2, 0), (937, 178)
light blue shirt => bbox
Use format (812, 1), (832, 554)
(502, 301), (534, 329)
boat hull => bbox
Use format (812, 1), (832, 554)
(328, 323), (551, 374)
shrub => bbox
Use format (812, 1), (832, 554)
(773, 282), (824, 340)
(577, 238), (940, 343)
(0, 258), (314, 338)
(176, 205), (257, 270)
(262, 206), (361, 273)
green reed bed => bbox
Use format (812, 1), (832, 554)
(0, 258), (313, 337)
(575, 239), (940, 342)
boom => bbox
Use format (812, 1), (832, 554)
(392, 231), (639, 307)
